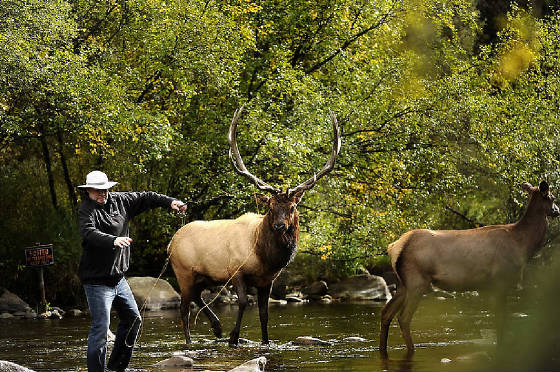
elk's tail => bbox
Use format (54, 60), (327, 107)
(387, 232), (412, 287)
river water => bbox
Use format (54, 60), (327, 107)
(0, 293), (528, 372)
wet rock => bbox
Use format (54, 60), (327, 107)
(343, 336), (368, 342)
(128, 276), (181, 310)
(229, 357), (267, 372)
(302, 281), (328, 296)
(23, 311), (36, 319)
(268, 298), (287, 305)
(67, 309), (83, 317)
(0, 289), (31, 314)
(0, 360), (35, 372)
(285, 295), (305, 303)
(318, 295), (333, 304)
(293, 336), (332, 346)
(441, 358), (452, 363)
(328, 274), (391, 301)
(154, 355), (194, 367)
(38, 310), (63, 320)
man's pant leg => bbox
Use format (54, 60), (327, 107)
(107, 278), (142, 372)
(84, 284), (115, 372)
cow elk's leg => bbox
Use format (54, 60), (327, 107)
(380, 286), (406, 356)
(229, 275), (248, 347)
(193, 286), (222, 339)
(397, 290), (422, 354)
(257, 283), (272, 345)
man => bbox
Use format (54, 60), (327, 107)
(77, 170), (186, 372)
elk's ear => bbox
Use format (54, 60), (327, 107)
(292, 191), (304, 205)
(255, 194), (270, 206)
(539, 180), (550, 194)
(522, 182), (533, 194)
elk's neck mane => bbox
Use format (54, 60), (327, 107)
(256, 212), (300, 272)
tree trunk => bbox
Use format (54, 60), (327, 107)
(57, 130), (77, 208)
(38, 122), (58, 210)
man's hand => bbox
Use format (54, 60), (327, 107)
(114, 237), (132, 248)
(171, 200), (187, 214)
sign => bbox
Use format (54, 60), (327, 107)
(25, 244), (54, 267)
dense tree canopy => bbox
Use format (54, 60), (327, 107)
(1, 0), (560, 305)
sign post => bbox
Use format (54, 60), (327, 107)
(25, 244), (54, 312)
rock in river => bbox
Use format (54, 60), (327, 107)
(0, 360), (35, 372)
(328, 274), (391, 301)
(128, 276), (181, 310)
(154, 355), (194, 367)
(293, 336), (332, 346)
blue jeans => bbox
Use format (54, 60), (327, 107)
(83, 278), (141, 372)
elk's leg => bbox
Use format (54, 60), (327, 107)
(193, 286), (222, 338)
(380, 286), (406, 355)
(180, 291), (193, 344)
(229, 275), (248, 347)
(257, 283), (272, 345)
(397, 290), (422, 354)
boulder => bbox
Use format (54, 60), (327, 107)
(0, 361), (35, 372)
(229, 357), (267, 372)
(66, 309), (83, 317)
(0, 289), (31, 314)
(302, 281), (328, 296)
(343, 336), (368, 342)
(0, 313), (15, 319)
(293, 336), (332, 346)
(328, 274), (391, 301)
(127, 276), (181, 310)
(154, 355), (194, 367)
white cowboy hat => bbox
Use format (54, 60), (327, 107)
(78, 171), (118, 189)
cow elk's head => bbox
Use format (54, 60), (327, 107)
(228, 106), (341, 232)
(522, 181), (560, 218)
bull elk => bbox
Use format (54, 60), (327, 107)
(379, 181), (559, 355)
(168, 106), (341, 346)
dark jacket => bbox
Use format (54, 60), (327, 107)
(78, 191), (176, 286)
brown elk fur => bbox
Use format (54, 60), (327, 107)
(168, 192), (302, 345)
(379, 181), (559, 356)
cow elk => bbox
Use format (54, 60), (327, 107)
(379, 181), (559, 356)
(168, 106), (341, 346)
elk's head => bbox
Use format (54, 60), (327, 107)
(522, 181), (560, 218)
(228, 106), (341, 235)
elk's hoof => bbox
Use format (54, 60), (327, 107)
(212, 326), (223, 338)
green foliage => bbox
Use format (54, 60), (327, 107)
(2, 0), (560, 306)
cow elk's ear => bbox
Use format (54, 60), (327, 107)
(522, 182), (533, 194)
(539, 180), (550, 194)
(292, 191), (304, 205)
(255, 194), (270, 206)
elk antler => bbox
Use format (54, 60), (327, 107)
(287, 110), (341, 197)
(228, 105), (281, 194)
